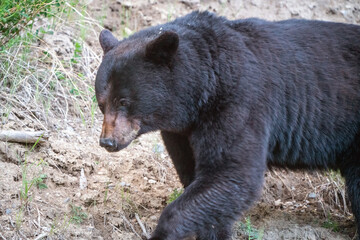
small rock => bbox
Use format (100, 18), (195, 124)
(148, 179), (156, 184)
(150, 215), (157, 221)
(120, 181), (130, 187)
(308, 192), (317, 199)
(97, 168), (108, 175)
(116, 0), (135, 8)
(116, 0), (128, 5)
(274, 199), (282, 206)
(80, 168), (87, 190)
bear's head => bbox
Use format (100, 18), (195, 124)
(95, 29), (182, 152)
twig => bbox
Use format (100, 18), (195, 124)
(36, 205), (41, 229)
(8, 216), (15, 228)
(273, 170), (295, 200)
(135, 213), (150, 239)
(18, 230), (27, 239)
(0, 130), (48, 144)
(0, 232), (6, 240)
(122, 215), (142, 239)
(108, 222), (122, 234)
(33, 220), (40, 228)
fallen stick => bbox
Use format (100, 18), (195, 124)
(135, 213), (150, 239)
(0, 130), (48, 144)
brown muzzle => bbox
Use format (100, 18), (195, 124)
(99, 112), (140, 152)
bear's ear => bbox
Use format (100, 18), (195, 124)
(145, 31), (179, 66)
(99, 29), (118, 54)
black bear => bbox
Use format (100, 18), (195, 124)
(95, 11), (360, 240)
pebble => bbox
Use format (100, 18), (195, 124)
(80, 168), (87, 190)
(120, 181), (130, 187)
(274, 199), (282, 206)
(148, 179), (156, 184)
(308, 192), (317, 199)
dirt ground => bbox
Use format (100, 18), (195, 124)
(1, 0), (360, 239)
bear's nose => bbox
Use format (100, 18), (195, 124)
(99, 138), (116, 149)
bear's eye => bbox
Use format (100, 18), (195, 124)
(119, 99), (129, 107)
(114, 98), (129, 108)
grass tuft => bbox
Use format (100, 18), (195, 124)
(0, 0), (103, 130)
(167, 188), (183, 204)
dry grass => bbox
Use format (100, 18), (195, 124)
(263, 169), (351, 219)
(0, 1), (103, 131)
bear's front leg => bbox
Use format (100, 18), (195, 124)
(150, 126), (269, 240)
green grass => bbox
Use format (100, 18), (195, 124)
(0, 0), (65, 46)
(20, 137), (48, 207)
(167, 188), (183, 204)
(236, 217), (264, 240)
(322, 213), (340, 232)
(16, 137), (48, 230)
(70, 204), (88, 224)
(0, 0), (102, 130)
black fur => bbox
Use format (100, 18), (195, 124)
(95, 11), (360, 240)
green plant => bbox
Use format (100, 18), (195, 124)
(0, 0), (65, 46)
(167, 188), (183, 204)
(15, 207), (24, 230)
(237, 217), (264, 240)
(322, 214), (339, 232)
(71, 41), (82, 64)
(15, 137), (47, 231)
(20, 159), (47, 203)
(20, 137), (48, 208)
(70, 204), (87, 224)
(0, 0), (99, 131)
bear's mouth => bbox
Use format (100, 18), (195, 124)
(104, 142), (131, 152)
(99, 138), (132, 152)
